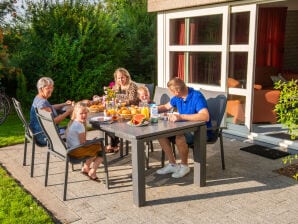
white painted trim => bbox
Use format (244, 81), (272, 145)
(166, 5), (226, 19)
(159, 3), (258, 130)
(157, 13), (166, 87)
(168, 45), (223, 51)
(228, 4), (257, 130)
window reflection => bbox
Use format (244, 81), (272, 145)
(188, 52), (221, 86)
(170, 52), (185, 80)
(228, 52), (248, 88)
(170, 19), (185, 45)
(189, 14), (222, 45)
(230, 12), (250, 44)
(226, 95), (246, 125)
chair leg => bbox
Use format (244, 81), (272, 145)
(102, 148), (109, 189)
(219, 132), (225, 170)
(45, 151), (50, 186)
(23, 138), (28, 166)
(125, 140), (129, 155)
(63, 158), (69, 201)
(161, 150), (165, 167)
(120, 138), (124, 157)
(30, 141), (36, 177)
(104, 132), (109, 146)
(150, 141), (154, 152)
(146, 142), (150, 169)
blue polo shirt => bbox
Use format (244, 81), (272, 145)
(170, 87), (213, 141)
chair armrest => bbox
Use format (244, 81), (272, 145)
(32, 131), (43, 136)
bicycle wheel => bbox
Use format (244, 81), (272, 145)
(0, 97), (8, 125)
(2, 94), (11, 114)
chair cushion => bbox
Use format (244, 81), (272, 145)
(228, 78), (240, 88)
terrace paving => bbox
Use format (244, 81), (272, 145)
(0, 130), (297, 224)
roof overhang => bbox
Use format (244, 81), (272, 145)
(147, 0), (242, 12)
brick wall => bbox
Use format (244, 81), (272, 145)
(284, 10), (298, 73)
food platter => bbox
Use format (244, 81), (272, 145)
(120, 114), (133, 120)
(88, 104), (105, 113)
(126, 120), (149, 127)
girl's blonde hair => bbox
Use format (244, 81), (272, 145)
(66, 102), (88, 135)
(137, 86), (150, 98)
(113, 67), (132, 89)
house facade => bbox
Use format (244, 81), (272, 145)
(147, 0), (298, 151)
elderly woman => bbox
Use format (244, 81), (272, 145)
(113, 67), (139, 106)
(106, 68), (139, 153)
(29, 77), (73, 146)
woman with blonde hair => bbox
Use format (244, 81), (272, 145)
(106, 67), (139, 153)
(113, 67), (139, 106)
(66, 102), (103, 181)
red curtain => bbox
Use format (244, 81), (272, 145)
(256, 7), (287, 72)
(176, 20), (185, 80)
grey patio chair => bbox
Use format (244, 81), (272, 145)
(161, 90), (227, 170)
(12, 97), (45, 177)
(35, 108), (109, 201)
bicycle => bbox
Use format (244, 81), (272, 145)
(0, 87), (11, 125)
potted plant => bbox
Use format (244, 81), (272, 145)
(274, 79), (298, 182)
(274, 79), (298, 140)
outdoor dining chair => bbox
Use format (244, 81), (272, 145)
(12, 97), (45, 177)
(161, 90), (227, 170)
(35, 108), (109, 201)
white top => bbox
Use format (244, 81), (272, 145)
(66, 120), (85, 148)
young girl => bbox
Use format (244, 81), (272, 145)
(137, 86), (153, 104)
(66, 102), (103, 180)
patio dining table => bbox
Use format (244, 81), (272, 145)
(89, 117), (207, 207)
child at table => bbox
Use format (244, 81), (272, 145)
(137, 86), (154, 105)
(66, 102), (103, 181)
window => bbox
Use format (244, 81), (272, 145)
(169, 14), (223, 86)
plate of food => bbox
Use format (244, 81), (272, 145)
(127, 120), (149, 127)
(88, 104), (105, 113)
(126, 114), (149, 127)
(120, 114), (133, 120)
(89, 116), (112, 124)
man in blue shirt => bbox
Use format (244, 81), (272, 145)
(157, 77), (211, 178)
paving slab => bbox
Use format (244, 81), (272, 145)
(0, 131), (297, 224)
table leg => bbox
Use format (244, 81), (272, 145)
(193, 125), (206, 187)
(131, 140), (146, 207)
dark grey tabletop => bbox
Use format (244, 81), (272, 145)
(90, 118), (205, 142)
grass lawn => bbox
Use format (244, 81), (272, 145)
(0, 112), (24, 147)
(0, 166), (55, 223)
(0, 111), (57, 223)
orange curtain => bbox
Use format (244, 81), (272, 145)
(256, 7), (287, 72)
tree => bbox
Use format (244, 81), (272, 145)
(105, 0), (157, 84)
(12, 0), (122, 103)
(0, 0), (16, 25)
